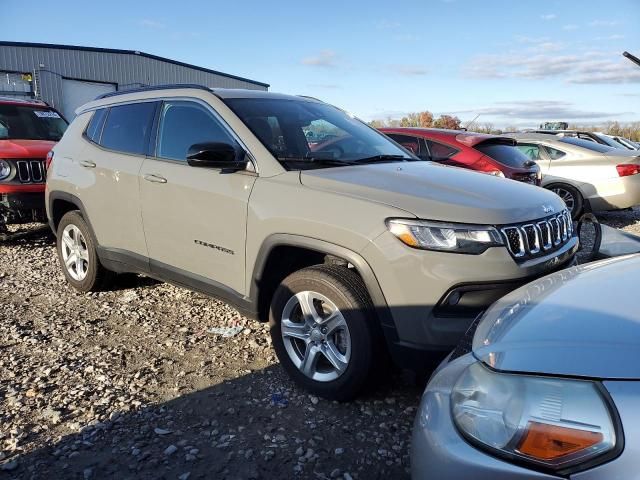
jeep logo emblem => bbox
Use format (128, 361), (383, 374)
(542, 205), (554, 214)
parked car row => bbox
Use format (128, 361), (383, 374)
(4, 85), (639, 479)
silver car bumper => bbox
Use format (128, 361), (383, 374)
(411, 354), (637, 480)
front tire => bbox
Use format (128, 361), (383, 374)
(56, 211), (112, 292)
(269, 265), (378, 401)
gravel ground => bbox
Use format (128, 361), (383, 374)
(2, 209), (640, 480)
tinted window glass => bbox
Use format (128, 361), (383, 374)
(543, 145), (566, 160)
(0, 104), (68, 141)
(224, 98), (412, 169)
(426, 140), (458, 160)
(157, 101), (235, 161)
(475, 143), (532, 167)
(85, 108), (107, 143)
(386, 133), (421, 155)
(559, 136), (614, 153)
(100, 102), (156, 155)
(517, 143), (542, 160)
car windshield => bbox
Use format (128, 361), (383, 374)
(0, 104), (68, 141)
(559, 136), (616, 153)
(223, 97), (416, 169)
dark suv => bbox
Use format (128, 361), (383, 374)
(0, 97), (68, 232)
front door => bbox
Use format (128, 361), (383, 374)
(139, 100), (256, 295)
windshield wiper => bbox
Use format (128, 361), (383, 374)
(353, 154), (414, 164)
(278, 156), (359, 167)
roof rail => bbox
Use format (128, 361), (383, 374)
(96, 83), (214, 100)
(0, 96), (48, 106)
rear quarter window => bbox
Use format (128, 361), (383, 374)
(85, 108), (107, 143)
(426, 139), (458, 160)
(100, 102), (157, 155)
(476, 143), (532, 168)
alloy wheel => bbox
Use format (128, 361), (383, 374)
(551, 187), (575, 213)
(280, 290), (351, 382)
(60, 224), (90, 281)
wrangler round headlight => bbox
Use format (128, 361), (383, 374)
(387, 219), (503, 254)
(0, 159), (10, 180)
(451, 362), (618, 473)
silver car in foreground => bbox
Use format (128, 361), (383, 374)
(412, 254), (640, 479)
(506, 133), (640, 219)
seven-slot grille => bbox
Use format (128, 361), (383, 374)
(500, 210), (573, 261)
(16, 159), (46, 183)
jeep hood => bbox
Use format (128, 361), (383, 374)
(300, 162), (564, 224)
(0, 139), (56, 158)
(473, 255), (640, 379)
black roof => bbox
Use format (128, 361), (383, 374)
(0, 41), (269, 88)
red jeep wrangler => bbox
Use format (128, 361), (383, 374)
(0, 97), (68, 235)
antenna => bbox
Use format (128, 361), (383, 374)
(623, 51), (640, 68)
(464, 114), (481, 130)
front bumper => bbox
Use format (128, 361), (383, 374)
(362, 231), (578, 367)
(0, 187), (46, 223)
(411, 354), (637, 480)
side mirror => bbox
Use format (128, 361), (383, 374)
(186, 142), (247, 171)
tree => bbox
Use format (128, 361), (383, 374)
(368, 119), (385, 128)
(418, 111), (434, 127)
(433, 115), (461, 130)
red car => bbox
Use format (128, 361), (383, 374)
(0, 97), (67, 232)
(380, 128), (541, 185)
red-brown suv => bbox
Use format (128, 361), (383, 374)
(380, 128), (542, 185)
(0, 97), (67, 231)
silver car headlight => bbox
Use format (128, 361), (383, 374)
(387, 219), (503, 254)
(0, 159), (10, 180)
(451, 362), (619, 473)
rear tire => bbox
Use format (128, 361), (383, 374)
(547, 183), (583, 219)
(269, 264), (380, 401)
(56, 211), (112, 292)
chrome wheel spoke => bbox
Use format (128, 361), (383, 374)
(300, 344), (321, 376)
(320, 310), (346, 336)
(281, 320), (310, 341)
(79, 249), (89, 261)
(65, 253), (77, 269)
(62, 232), (74, 251)
(321, 342), (348, 374)
(297, 291), (322, 324)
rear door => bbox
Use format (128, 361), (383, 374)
(79, 101), (157, 260)
(139, 99), (256, 295)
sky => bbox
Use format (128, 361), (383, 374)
(2, 0), (639, 128)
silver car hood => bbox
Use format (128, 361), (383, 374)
(300, 162), (565, 224)
(473, 255), (640, 379)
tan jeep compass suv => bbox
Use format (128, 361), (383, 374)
(46, 85), (578, 400)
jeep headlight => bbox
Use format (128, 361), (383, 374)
(451, 362), (618, 473)
(387, 219), (503, 254)
(0, 159), (10, 180)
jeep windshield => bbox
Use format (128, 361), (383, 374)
(0, 104), (68, 141)
(223, 97), (417, 169)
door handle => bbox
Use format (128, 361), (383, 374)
(79, 160), (96, 168)
(143, 174), (167, 184)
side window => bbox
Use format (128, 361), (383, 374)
(516, 143), (542, 161)
(157, 101), (236, 161)
(543, 145), (566, 160)
(85, 108), (107, 143)
(425, 139), (458, 160)
(100, 102), (157, 155)
(386, 134), (420, 155)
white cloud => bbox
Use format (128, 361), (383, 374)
(139, 19), (165, 29)
(541, 14), (557, 20)
(563, 24), (579, 30)
(389, 65), (429, 76)
(375, 20), (401, 29)
(452, 100), (629, 121)
(465, 51), (640, 84)
(301, 50), (338, 68)
(588, 20), (620, 27)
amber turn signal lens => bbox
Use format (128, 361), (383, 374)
(517, 421), (603, 461)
